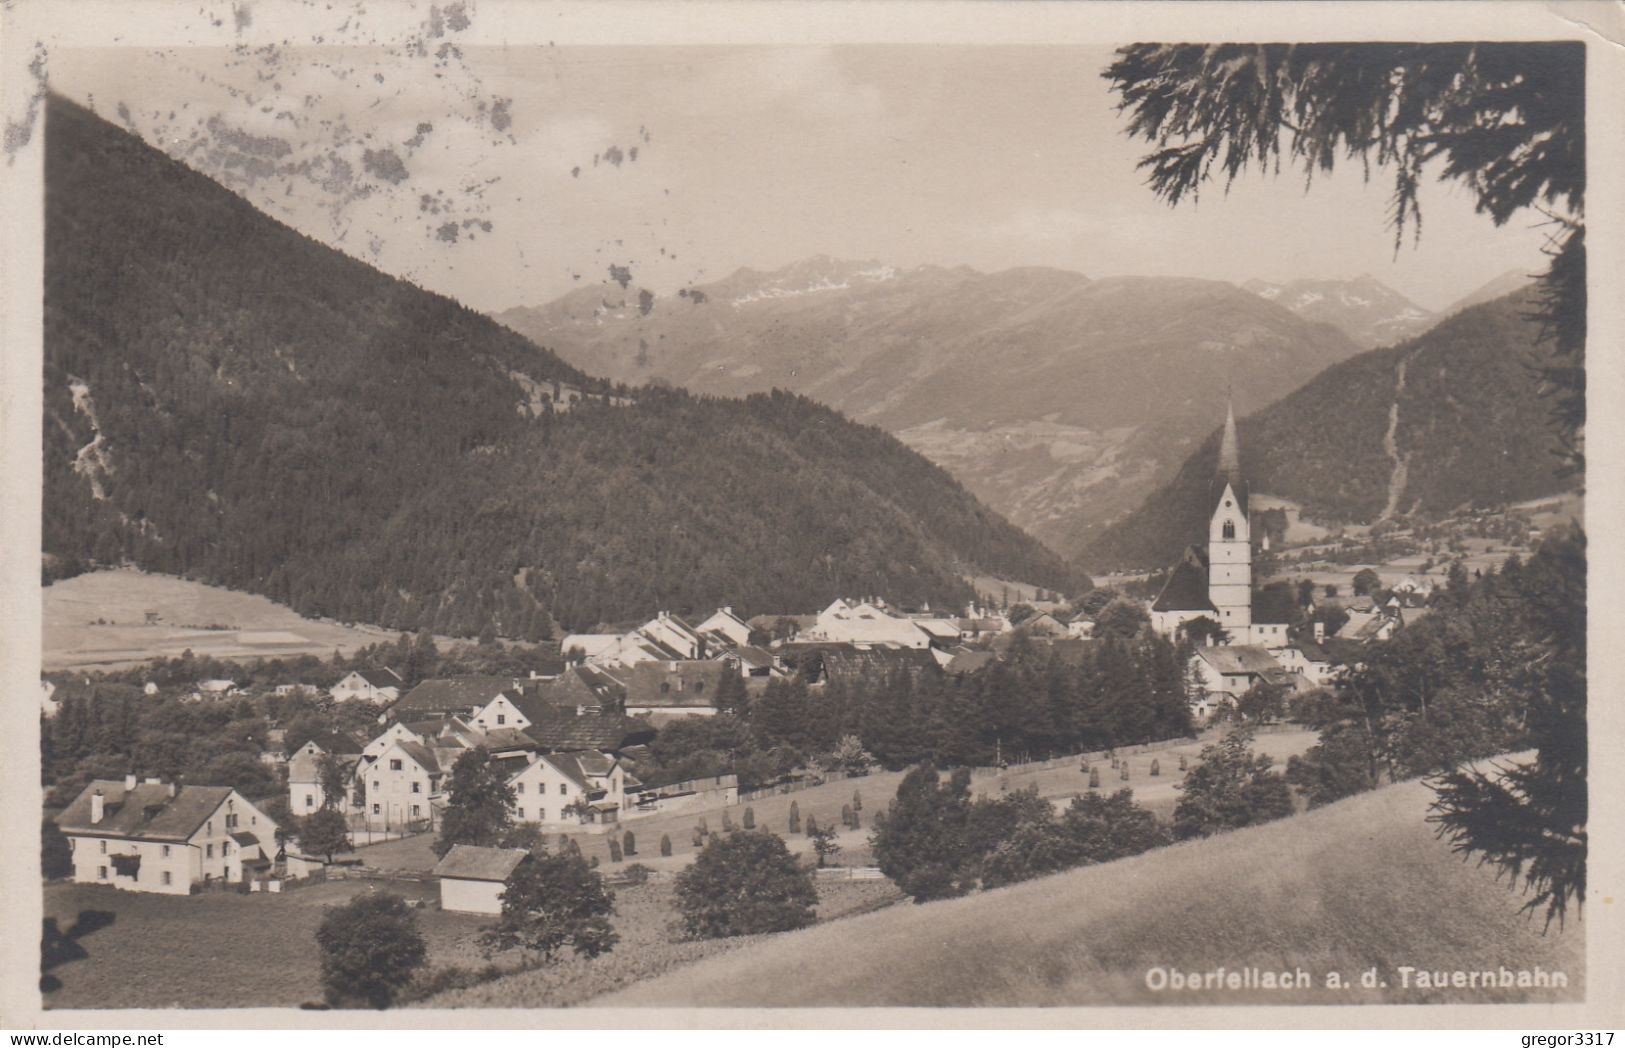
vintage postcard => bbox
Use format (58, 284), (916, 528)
(1, 0), (1620, 1031)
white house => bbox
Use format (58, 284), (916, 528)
(329, 668), (404, 705)
(807, 599), (933, 649)
(359, 739), (448, 831)
(286, 732), (363, 816)
(434, 845), (529, 915)
(362, 719), (431, 760)
(54, 777), (280, 894)
(695, 606), (753, 648)
(507, 751), (633, 828)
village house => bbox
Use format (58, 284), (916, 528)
(623, 660), (732, 718)
(286, 731), (364, 815)
(434, 845), (530, 915)
(392, 675), (520, 719)
(805, 599), (937, 649)
(358, 738), (454, 831)
(469, 666), (626, 729)
(1066, 615), (1095, 639)
(507, 750), (636, 828)
(55, 777), (280, 894)
(329, 667), (404, 704)
(630, 770), (741, 816)
(695, 606), (753, 648)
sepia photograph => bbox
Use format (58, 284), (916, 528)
(0, 0), (1619, 1030)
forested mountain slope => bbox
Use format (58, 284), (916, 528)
(43, 95), (1074, 638)
(500, 259), (1364, 555)
(1080, 291), (1576, 571)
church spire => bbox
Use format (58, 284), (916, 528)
(1218, 395), (1241, 477)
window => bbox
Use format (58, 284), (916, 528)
(537, 808), (545, 822)
(1222, 521), (1235, 539)
(411, 805), (421, 818)
(496, 714), (506, 726)
(305, 794), (315, 808)
(98, 866), (107, 880)
(372, 804), (381, 815)
(206, 844), (214, 858)
(161, 845), (171, 858)
(389, 759), (402, 771)
(226, 813), (239, 829)
(558, 783), (567, 795)
(373, 781), (380, 791)
(99, 840), (107, 854)
(161, 871), (172, 886)
(206, 820), (213, 836)
(517, 807), (525, 819)
(222, 841), (230, 856)
(516, 782), (525, 794)
(411, 782), (421, 794)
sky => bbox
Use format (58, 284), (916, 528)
(48, 37), (1554, 315)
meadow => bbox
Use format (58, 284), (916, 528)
(592, 776), (1583, 1007)
(43, 568), (394, 671)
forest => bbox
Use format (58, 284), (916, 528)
(42, 94), (1076, 638)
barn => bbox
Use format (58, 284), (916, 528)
(433, 845), (529, 915)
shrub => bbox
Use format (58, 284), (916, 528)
(841, 803), (854, 829)
(1121, 762), (1130, 780)
(41, 819), (72, 880)
(659, 834), (672, 857)
(721, 810), (734, 832)
(871, 763), (977, 903)
(620, 862), (653, 885)
(315, 892), (427, 1009)
(1089, 768), (1100, 789)
(1150, 759), (1160, 777)
(622, 830), (636, 856)
(742, 806), (756, 829)
(852, 789), (863, 812)
(805, 814), (818, 838)
(674, 830), (817, 939)
(608, 838), (623, 863)
(691, 830), (703, 848)
(1179, 754), (1188, 772)
(1173, 729), (1296, 840)
(788, 800), (800, 834)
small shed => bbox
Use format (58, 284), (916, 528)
(433, 845), (529, 915)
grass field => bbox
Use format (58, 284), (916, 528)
(42, 878), (491, 1010)
(591, 776), (1583, 1007)
(43, 569), (402, 671)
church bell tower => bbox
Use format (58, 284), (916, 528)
(1207, 399), (1252, 638)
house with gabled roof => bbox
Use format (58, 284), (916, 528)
(358, 738), (450, 831)
(55, 776), (280, 894)
(330, 667), (404, 705)
(469, 666), (626, 730)
(393, 676), (519, 719)
(287, 731), (364, 816)
(507, 750), (637, 828)
(695, 606), (753, 648)
(623, 660), (730, 718)
(434, 845), (531, 915)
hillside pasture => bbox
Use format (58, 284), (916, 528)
(41, 877), (490, 1010)
(592, 777), (1582, 1007)
(43, 568), (398, 671)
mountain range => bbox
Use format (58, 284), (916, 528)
(42, 95), (1074, 639)
(499, 259), (1367, 556)
(1241, 270), (1537, 350)
(1079, 287), (1576, 572)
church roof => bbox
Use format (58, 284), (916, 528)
(1212, 399), (1249, 516)
(1152, 546), (1215, 612)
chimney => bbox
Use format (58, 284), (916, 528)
(1313, 621), (1325, 643)
(91, 789), (105, 824)
(124, 774), (138, 792)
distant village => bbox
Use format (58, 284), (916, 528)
(42, 402), (1481, 904)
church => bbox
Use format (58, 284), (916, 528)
(1149, 401), (1292, 650)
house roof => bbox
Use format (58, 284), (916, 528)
(303, 730), (362, 756)
(524, 711), (655, 753)
(1193, 644), (1281, 676)
(229, 831), (261, 846)
(477, 727), (541, 753)
(432, 844), (529, 882)
(352, 668), (403, 689)
(1152, 546), (1214, 613)
(944, 649), (995, 676)
(735, 645), (775, 668)
(56, 781), (234, 840)
(396, 676), (517, 714)
(392, 740), (445, 775)
(815, 645), (938, 685)
(624, 660), (729, 709)
(510, 666), (625, 721)
(1253, 587), (1298, 625)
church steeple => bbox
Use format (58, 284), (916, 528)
(1218, 396), (1241, 477)
(1207, 396), (1252, 637)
